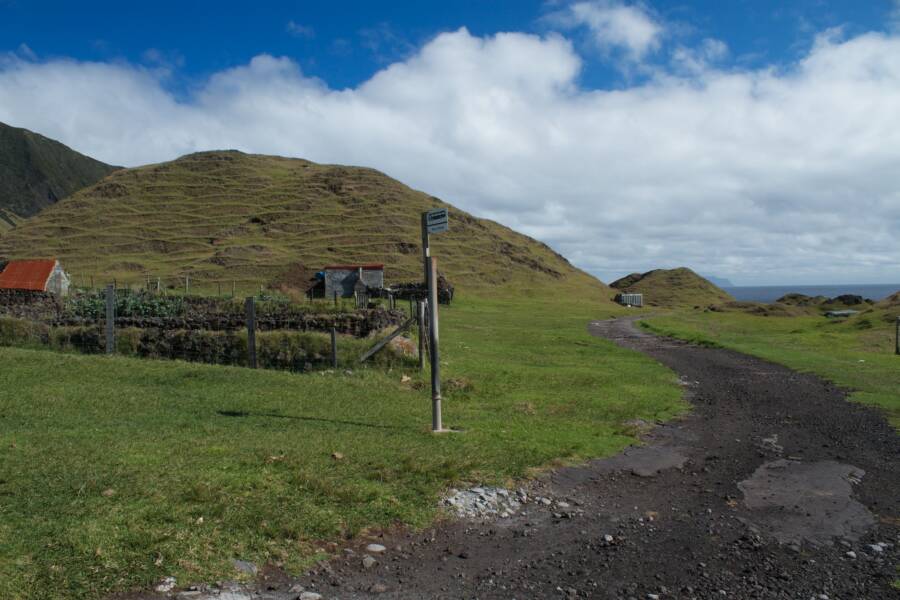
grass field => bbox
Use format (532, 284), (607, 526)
(0, 286), (684, 599)
(642, 311), (900, 428)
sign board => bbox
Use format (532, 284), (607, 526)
(424, 208), (449, 234)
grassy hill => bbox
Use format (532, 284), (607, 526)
(610, 267), (734, 307)
(0, 150), (606, 296)
(0, 121), (118, 224)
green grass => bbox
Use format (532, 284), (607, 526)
(0, 287), (684, 599)
(642, 311), (900, 427)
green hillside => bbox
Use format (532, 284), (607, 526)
(0, 121), (118, 223)
(0, 150), (607, 296)
(610, 267), (734, 307)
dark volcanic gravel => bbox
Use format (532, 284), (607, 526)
(133, 318), (900, 600)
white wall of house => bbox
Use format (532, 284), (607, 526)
(46, 262), (71, 296)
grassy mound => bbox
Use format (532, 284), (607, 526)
(610, 267), (733, 308)
(0, 151), (606, 297)
(707, 301), (808, 317)
(0, 121), (118, 222)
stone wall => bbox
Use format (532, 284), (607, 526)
(51, 307), (405, 337)
(0, 290), (405, 338)
(0, 289), (62, 320)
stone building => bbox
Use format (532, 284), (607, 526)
(323, 264), (384, 299)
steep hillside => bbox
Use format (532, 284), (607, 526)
(0, 207), (23, 233)
(0, 121), (118, 222)
(0, 151), (606, 295)
(611, 267), (734, 307)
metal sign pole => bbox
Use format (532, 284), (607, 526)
(420, 208), (449, 432)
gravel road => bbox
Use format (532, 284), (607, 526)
(141, 317), (900, 600)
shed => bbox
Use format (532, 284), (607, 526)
(0, 259), (71, 296)
(324, 264), (384, 299)
(615, 292), (643, 307)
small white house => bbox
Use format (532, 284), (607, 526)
(0, 258), (71, 296)
(615, 292), (643, 307)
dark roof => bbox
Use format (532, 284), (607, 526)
(0, 259), (58, 291)
(323, 264), (384, 271)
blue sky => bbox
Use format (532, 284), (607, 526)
(2, 1), (900, 285)
(2, 1), (894, 91)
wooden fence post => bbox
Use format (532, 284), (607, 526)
(417, 300), (426, 371)
(331, 327), (338, 368)
(105, 284), (116, 355)
(245, 296), (257, 369)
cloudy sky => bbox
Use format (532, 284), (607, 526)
(1, 1), (899, 285)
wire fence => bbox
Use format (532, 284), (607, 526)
(0, 286), (423, 373)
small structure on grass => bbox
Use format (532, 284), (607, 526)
(0, 258), (71, 296)
(615, 292), (643, 307)
(323, 264), (384, 299)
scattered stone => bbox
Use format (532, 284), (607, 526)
(232, 559), (258, 575)
(299, 593), (322, 600)
(155, 576), (177, 593)
(370, 583), (388, 593)
(441, 486), (524, 519)
(362, 555), (378, 569)
(845, 551), (857, 559)
(365, 543), (387, 554)
(218, 591), (253, 600)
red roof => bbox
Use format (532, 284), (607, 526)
(0, 259), (58, 291)
(323, 264), (384, 271)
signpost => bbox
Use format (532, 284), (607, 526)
(421, 208), (448, 432)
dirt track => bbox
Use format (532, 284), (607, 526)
(285, 317), (900, 599)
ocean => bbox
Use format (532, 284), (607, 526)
(724, 284), (900, 304)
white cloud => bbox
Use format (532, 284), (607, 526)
(548, 1), (663, 61)
(1, 27), (900, 285)
(286, 21), (315, 39)
(671, 38), (728, 74)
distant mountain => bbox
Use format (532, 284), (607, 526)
(610, 267), (734, 307)
(704, 275), (735, 288)
(0, 150), (608, 295)
(0, 121), (119, 224)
